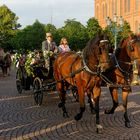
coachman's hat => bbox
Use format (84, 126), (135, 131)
(46, 32), (52, 37)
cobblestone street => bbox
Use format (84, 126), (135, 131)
(0, 67), (140, 140)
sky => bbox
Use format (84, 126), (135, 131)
(0, 0), (94, 28)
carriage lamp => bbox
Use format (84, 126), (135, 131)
(105, 14), (124, 51)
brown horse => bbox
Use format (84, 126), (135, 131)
(53, 34), (110, 133)
(102, 34), (140, 128)
(3, 53), (12, 76)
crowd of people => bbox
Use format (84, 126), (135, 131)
(0, 32), (72, 77)
(12, 33), (72, 79)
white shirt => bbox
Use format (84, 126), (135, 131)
(58, 45), (70, 52)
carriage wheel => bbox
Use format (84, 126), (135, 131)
(33, 77), (43, 106)
(16, 68), (23, 94)
(16, 80), (22, 94)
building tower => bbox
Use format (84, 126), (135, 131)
(94, 0), (140, 33)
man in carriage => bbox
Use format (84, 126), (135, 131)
(42, 32), (58, 78)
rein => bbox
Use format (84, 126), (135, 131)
(82, 55), (99, 75)
(55, 52), (102, 84)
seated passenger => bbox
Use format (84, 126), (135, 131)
(58, 37), (71, 53)
(31, 50), (45, 67)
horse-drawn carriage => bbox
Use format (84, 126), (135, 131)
(16, 50), (79, 106)
(16, 50), (57, 105)
(16, 33), (140, 133)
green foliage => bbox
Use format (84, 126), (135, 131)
(11, 20), (46, 52)
(104, 20), (132, 48)
(119, 21), (132, 38)
(86, 18), (102, 39)
(58, 19), (88, 50)
(0, 5), (20, 50)
(3, 4), (133, 53)
(24, 52), (34, 77)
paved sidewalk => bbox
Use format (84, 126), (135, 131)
(0, 67), (140, 140)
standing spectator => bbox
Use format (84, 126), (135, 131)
(0, 47), (5, 61)
(58, 37), (71, 53)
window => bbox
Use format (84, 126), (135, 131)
(103, 4), (105, 19)
(120, 0), (122, 15)
(128, 0), (130, 12)
(112, 0), (114, 16)
(136, 0), (139, 11)
(135, 21), (140, 33)
(105, 3), (107, 17)
(96, 6), (99, 18)
(115, 0), (117, 14)
(124, 0), (127, 13)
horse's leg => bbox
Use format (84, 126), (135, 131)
(87, 91), (95, 114)
(93, 85), (103, 133)
(74, 86), (85, 121)
(57, 81), (69, 118)
(3, 66), (7, 77)
(122, 89), (131, 128)
(5, 66), (8, 76)
(7, 65), (11, 76)
(105, 87), (119, 114)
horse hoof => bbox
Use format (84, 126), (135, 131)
(104, 108), (114, 114)
(96, 124), (103, 134)
(58, 102), (63, 108)
(74, 113), (82, 121)
(125, 121), (132, 128)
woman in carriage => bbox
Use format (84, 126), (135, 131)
(58, 37), (71, 53)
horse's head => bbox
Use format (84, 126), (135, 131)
(127, 35), (140, 76)
(96, 37), (110, 72)
(83, 34), (110, 73)
(119, 34), (140, 84)
(125, 35), (140, 62)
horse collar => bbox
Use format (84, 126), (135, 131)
(82, 55), (99, 75)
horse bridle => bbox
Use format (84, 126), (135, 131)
(82, 39), (109, 75)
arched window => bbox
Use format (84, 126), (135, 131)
(120, 0), (122, 15)
(124, 0), (127, 13)
(136, 0), (139, 11)
(112, 0), (114, 15)
(115, 0), (117, 14)
(135, 21), (138, 33)
(128, 0), (130, 12)
(103, 4), (105, 19)
(105, 3), (107, 17)
(96, 6), (99, 18)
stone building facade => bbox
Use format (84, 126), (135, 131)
(94, 0), (140, 33)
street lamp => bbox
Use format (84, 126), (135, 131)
(106, 14), (124, 51)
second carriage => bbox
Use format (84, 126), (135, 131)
(16, 50), (57, 105)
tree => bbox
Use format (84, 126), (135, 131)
(0, 5), (21, 50)
(104, 20), (132, 48)
(60, 19), (88, 50)
(11, 20), (46, 52)
(86, 18), (102, 40)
